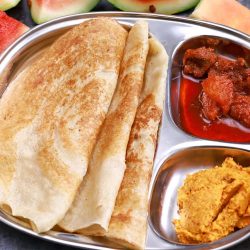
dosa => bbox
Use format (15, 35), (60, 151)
(0, 18), (127, 232)
(59, 20), (149, 234)
(106, 37), (168, 250)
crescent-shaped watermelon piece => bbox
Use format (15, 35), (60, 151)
(0, 0), (21, 11)
(0, 11), (29, 53)
(191, 0), (250, 35)
(107, 0), (200, 14)
(29, 0), (100, 24)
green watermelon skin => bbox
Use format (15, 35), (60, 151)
(30, 0), (101, 24)
(0, 11), (29, 53)
(0, 0), (21, 11)
(107, 0), (200, 14)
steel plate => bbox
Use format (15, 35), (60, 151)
(0, 12), (249, 250)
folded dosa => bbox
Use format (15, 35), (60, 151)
(59, 21), (149, 234)
(0, 18), (127, 232)
(105, 37), (168, 250)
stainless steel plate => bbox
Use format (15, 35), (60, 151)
(0, 11), (249, 250)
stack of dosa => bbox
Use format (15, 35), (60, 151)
(0, 18), (127, 232)
(59, 20), (149, 235)
(0, 17), (169, 250)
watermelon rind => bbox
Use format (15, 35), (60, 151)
(0, 0), (21, 11)
(107, 0), (200, 14)
(30, 0), (101, 24)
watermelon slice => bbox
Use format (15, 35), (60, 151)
(0, 0), (21, 11)
(0, 11), (29, 53)
(29, 0), (101, 24)
(107, 0), (200, 14)
(191, 0), (250, 35)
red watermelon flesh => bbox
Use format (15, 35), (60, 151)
(0, 11), (29, 53)
(191, 0), (250, 35)
(29, 0), (100, 24)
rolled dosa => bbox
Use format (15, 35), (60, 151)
(59, 20), (149, 234)
(105, 37), (168, 250)
(0, 18), (127, 232)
